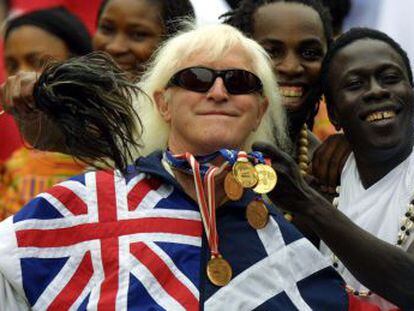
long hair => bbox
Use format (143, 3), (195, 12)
(137, 23), (291, 156)
(33, 52), (144, 174)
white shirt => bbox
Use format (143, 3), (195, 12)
(321, 150), (414, 310)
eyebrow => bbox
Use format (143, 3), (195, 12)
(260, 37), (324, 46)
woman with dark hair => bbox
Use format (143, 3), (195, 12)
(225, 0), (332, 178)
(93, 0), (195, 78)
(0, 7), (92, 219)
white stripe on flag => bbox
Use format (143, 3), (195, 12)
(205, 238), (330, 310)
(129, 254), (185, 310)
(257, 217), (313, 310)
(147, 242), (199, 299)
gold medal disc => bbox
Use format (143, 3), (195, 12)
(207, 256), (233, 286)
(253, 164), (278, 194)
(232, 161), (258, 188)
(224, 172), (244, 201)
(246, 200), (269, 229)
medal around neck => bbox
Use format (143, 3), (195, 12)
(207, 255), (233, 286)
(233, 160), (258, 188)
(224, 172), (244, 201)
(246, 199), (269, 229)
(253, 164), (277, 194)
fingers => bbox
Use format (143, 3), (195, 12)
(0, 71), (38, 116)
(253, 142), (296, 169)
(311, 134), (351, 193)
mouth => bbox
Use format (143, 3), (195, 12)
(279, 86), (304, 98)
(278, 85), (306, 110)
(364, 110), (396, 122)
(199, 112), (237, 117)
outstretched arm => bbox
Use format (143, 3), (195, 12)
(1, 71), (67, 152)
(255, 143), (414, 309)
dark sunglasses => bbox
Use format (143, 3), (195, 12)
(167, 66), (263, 95)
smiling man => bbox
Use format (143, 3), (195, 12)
(320, 28), (414, 309)
(256, 27), (414, 311)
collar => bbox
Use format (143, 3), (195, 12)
(134, 150), (259, 211)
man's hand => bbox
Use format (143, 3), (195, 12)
(311, 134), (351, 193)
(253, 143), (328, 215)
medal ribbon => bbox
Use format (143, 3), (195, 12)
(186, 153), (228, 257)
(165, 149), (269, 257)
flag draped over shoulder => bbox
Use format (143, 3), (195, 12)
(0, 152), (380, 310)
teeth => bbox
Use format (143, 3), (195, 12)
(365, 110), (396, 122)
(279, 86), (303, 98)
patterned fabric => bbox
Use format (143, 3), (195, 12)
(0, 151), (358, 310)
(0, 147), (85, 220)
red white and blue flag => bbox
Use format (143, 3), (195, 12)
(0, 153), (380, 310)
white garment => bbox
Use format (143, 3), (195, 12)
(320, 150), (414, 310)
(190, 0), (230, 25)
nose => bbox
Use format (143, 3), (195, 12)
(275, 51), (304, 78)
(363, 77), (391, 101)
(105, 33), (129, 55)
(206, 77), (229, 102)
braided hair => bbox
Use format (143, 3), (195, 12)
(321, 0), (351, 36)
(33, 52), (144, 174)
(97, 0), (195, 38)
(224, 0), (333, 130)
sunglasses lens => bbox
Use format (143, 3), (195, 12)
(225, 70), (262, 94)
(170, 67), (262, 94)
(177, 68), (214, 92)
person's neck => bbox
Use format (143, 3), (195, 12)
(354, 143), (413, 189)
(168, 145), (229, 206)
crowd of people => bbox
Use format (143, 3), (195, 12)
(0, 0), (412, 310)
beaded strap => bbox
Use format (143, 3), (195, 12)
(331, 187), (414, 297)
(284, 124), (309, 222)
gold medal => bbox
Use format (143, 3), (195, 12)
(207, 255), (232, 286)
(246, 200), (269, 229)
(253, 164), (277, 194)
(224, 172), (244, 201)
(232, 161), (258, 188)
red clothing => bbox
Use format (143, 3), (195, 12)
(0, 114), (23, 162)
(0, 0), (101, 161)
(10, 0), (101, 35)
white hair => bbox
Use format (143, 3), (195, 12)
(134, 23), (290, 156)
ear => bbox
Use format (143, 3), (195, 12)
(254, 96), (269, 130)
(325, 96), (342, 131)
(154, 90), (171, 123)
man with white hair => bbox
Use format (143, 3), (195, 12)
(0, 23), (369, 309)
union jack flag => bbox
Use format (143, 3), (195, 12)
(0, 153), (381, 310)
(11, 169), (203, 310)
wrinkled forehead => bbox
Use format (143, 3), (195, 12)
(175, 44), (256, 73)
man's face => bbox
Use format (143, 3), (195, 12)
(328, 39), (414, 155)
(155, 46), (268, 155)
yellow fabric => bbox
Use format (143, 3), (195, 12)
(313, 99), (338, 141)
(0, 148), (86, 220)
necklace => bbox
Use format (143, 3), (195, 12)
(331, 186), (414, 297)
(284, 124), (310, 222)
(297, 124), (310, 176)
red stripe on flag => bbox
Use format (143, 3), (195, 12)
(127, 177), (163, 211)
(47, 185), (87, 215)
(48, 251), (93, 310)
(98, 238), (119, 310)
(17, 218), (202, 248)
(96, 171), (118, 222)
(131, 242), (199, 311)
